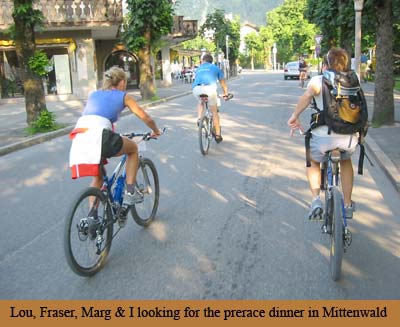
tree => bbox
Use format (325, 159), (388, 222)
(121, 0), (174, 100)
(266, 0), (318, 63)
(306, 0), (395, 126)
(259, 26), (275, 69)
(372, 0), (395, 125)
(200, 9), (241, 73)
(11, 0), (47, 126)
(244, 32), (262, 70)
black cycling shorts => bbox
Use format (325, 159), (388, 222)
(101, 129), (123, 158)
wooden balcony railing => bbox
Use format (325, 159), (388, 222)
(172, 15), (197, 37)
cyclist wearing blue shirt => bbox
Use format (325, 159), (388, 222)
(192, 54), (229, 143)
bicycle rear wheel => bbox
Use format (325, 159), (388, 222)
(64, 187), (113, 276)
(199, 115), (211, 155)
(330, 187), (344, 281)
(131, 158), (159, 226)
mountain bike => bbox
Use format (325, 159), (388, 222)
(320, 148), (353, 281)
(64, 130), (164, 277)
(198, 93), (233, 155)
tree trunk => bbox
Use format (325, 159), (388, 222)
(12, 0), (47, 126)
(372, 0), (394, 126)
(138, 29), (156, 100)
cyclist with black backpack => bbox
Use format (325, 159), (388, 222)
(287, 47), (368, 221)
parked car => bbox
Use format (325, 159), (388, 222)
(283, 61), (311, 80)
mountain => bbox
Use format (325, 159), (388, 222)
(173, 0), (284, 27)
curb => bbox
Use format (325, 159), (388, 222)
(0, 91), (192, 157)
(365, 136), (400, 192)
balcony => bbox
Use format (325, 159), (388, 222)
(169, 15), (197, 45)
(0, 0), (123, 30)
(0, 1), (197, 43)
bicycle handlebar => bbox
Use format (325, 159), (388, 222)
(121, 127), (166, 141)
(220, 93), (234, 101)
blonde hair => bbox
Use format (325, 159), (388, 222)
(323, 47), (349, 71)
(101, 66), (127, 90)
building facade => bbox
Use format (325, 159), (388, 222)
(0, 0), (197, 99)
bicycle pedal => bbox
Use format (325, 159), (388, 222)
(117, 207), (128, 227)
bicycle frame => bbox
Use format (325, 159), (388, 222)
(322, 150), (351, 247)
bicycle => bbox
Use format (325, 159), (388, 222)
(299, 69), (307, 88)
(318, 147), (353, 281)
(64, 130), (164, 277)
(198, 93), (233, 155)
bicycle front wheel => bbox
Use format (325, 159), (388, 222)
(199, 115), (211, 155)
(131, 158), (160, 226)
(64, 187), (113, 277)
(330, 187), (344, 281)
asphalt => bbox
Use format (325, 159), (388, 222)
(0, 73), (399, 192)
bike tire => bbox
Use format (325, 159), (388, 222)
(198, 115), (210, 155)
(330, 187), (344, 281)
(130, 158), (160, 226)
(64, 187), (113, 277)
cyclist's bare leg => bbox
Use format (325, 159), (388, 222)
(340, 158), (354, 206)
(90, 175), (103, 189)
(115, 137), (139, 186)
(209, 104), (221, 135)
(306, 159), (321, 199)
(197, 102), (204, 120)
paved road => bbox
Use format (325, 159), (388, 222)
(0, 72), (399, 299)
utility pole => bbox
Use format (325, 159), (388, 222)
(354, 0), (364, 77)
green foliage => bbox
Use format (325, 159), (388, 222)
(122, 0), (174, 51)
(33, 110), (55, 130)
(28, 50), (50, 77)
(26, 110), (64, 134)
(12, 1), (43, 27)
(200, 10), (241, 63)
(181, 36), (216, 53)
(0, 78), (22, 97)
(266, 0), (318, 63)
(244, 32), (262, 52)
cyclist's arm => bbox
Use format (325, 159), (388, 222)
(287, 83), (319, 135)
(219, 78), (228, 96)
(124, 94), (161, 135)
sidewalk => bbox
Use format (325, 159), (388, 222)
(0, 80), (193, 156)
(0, 76), (399, 192)
(360, 82), (400, 192)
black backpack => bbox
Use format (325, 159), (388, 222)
(305, 70), (370, 174)
(311, 70), (368, 135)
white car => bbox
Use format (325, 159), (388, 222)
(284, 61), (310, 80)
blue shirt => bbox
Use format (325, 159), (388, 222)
(192, 62), (224, 88)
(82, 89), (126, 123)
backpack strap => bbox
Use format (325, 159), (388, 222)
(321, 77), (332, 134)
(305, 128), (312, 167)
(358, 142), (365, 175)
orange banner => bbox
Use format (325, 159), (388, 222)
(0, 300), (399, 327)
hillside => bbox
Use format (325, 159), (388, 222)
(174, 0), (284, 27)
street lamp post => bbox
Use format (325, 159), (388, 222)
(225, 35), (229, 79)
(354, 0), (364, 78)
